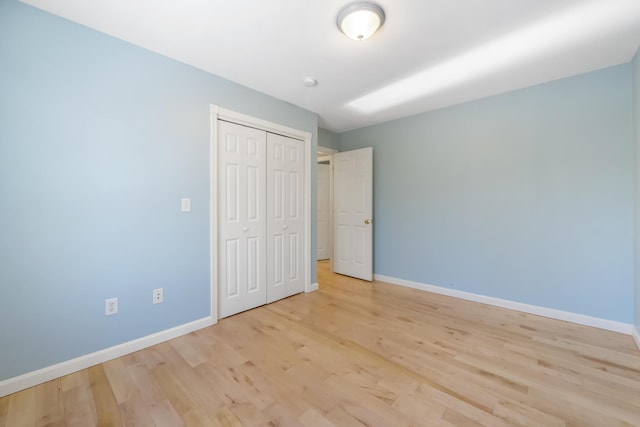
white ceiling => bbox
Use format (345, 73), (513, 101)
(21, 0), (640, 133)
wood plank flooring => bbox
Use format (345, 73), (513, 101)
(2, 260), (640, 426)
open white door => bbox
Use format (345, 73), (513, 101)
(333, 147), (373, 281)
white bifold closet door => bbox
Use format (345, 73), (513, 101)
(218, 121), (304, 318)
(266, 132), (305, 303)
(218, 121), (267, 318)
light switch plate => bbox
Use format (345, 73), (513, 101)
(181, 198), (191, 212)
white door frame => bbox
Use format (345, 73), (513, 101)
(210, 105), (312, 322)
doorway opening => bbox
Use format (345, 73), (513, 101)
(317, 146), (373, 282)
(317, 146), (336, 267)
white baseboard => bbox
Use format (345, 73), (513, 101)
(2, 283), (635, 399)
(632, 325), (640, 351)
(374, 274), (634, 335)
(0, 316), (216, 398)
(307, 282), (319, 292)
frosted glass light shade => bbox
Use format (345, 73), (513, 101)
(337, 2), (385, 41)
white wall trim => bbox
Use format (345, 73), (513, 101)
(307, 282), (319, 292)
(317, 146), (338, 155)
(317, 145), (337, 163)
(216, 107), (311, 142)
(632, 325), (640, 351)
(210, 105), (220, 323)
(374, 274), (634, 335)
(304, 126), (312, 294)
(0, 316), (215, 398)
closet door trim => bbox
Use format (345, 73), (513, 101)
(210, 105), (313, 321)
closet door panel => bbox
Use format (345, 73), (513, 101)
(218, 121), (267, 318)
(266, 133), (304, 303)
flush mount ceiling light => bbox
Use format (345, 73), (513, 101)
(337, 2), (385, 41)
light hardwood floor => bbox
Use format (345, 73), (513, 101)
(2, 261), (640, 426)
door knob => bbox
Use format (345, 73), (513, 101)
(364, 219), (372, 224)
(283, 225), (288, 229)
(243, 227), (249, 232)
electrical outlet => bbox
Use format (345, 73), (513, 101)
(153, 288), (164, 304)
(105, 297), (118, 316)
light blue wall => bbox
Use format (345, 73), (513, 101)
(340, 65), (634, 323)
(318, 128), (340, 151)
(634, 48), (640, 332)
(0, 0), (317, 381)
